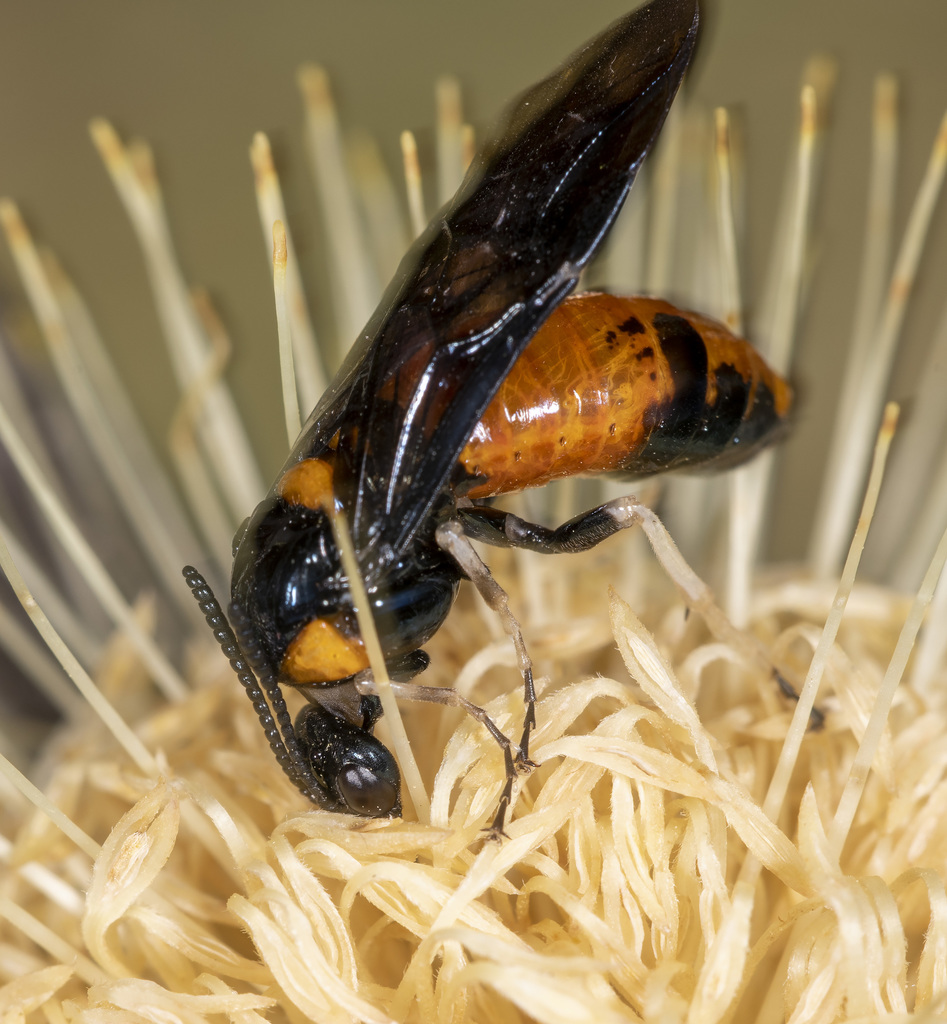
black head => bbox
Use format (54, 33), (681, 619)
(295, 698), (402, 817)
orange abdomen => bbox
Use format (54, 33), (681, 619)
(458, 293), (792, 498)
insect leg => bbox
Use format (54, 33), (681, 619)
(354, 676), (519, 839)
(457, 499), (817, 719)
(456, 502), (629, 554)
(435, 520), (537, 767)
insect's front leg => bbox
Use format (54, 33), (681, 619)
(435, 520), (538, 768)
(353, 675), (520, 840)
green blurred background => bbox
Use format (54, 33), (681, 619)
(0, 0), (944, 561)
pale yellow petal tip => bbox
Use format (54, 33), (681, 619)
(88, 117), (124, 164)
(297, 63), (331, 109)
(249, 131), (276, 186)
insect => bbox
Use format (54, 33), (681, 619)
(185, 0), (792, 836)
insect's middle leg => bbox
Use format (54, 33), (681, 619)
(435, 520), (537, 768)
(435, 497), (646, 766)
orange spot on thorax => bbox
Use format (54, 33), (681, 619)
(282, 615), (369, 685)
(279, 458), (335, 511)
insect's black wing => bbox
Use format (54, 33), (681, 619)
(299, 0), (698, 562)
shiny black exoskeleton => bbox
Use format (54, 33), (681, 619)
(186, 0), (700, 834)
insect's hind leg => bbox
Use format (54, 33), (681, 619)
(457, 497), (818, 721)
(436, 520), (538, 768)
(455, 501), (632, 555)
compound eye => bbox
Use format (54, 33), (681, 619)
(337, 764), (399, 816)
